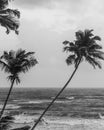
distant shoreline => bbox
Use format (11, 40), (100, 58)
(0, 87), (104, 90)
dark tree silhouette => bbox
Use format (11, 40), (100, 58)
(0, 49), (38, 120)
(0, 115), (30, 130)
(11, 125), (30, 130)
(0, 116), (14, 130)
(0, 0), (20, 34)
(30, 29), (104, 130)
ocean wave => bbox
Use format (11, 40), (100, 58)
(13, 114), (35, 123)
(18, 100), (50, 104)
(0, 104), (20, 109)
(13, 114), (47, 124)
(14, 115), (104, 126)
(18, 100), (71, 104)
(51, 96), (74, 100)
(65, 96), (74, 100)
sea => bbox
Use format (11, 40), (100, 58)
(0, 88), (104, 123)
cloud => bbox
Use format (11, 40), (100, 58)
(12, 0), (104, 33)
(4, 0), (104, 88)
(20, 8), (78, 33)
(13, 0), (53, 8)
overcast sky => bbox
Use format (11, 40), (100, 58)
(0, 0), (104, 88)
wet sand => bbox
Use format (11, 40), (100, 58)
(11, 117), (104, 130)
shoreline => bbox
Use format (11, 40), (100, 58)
(10, 116), (104, 130)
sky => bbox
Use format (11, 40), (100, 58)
(0, 0), (104, 88)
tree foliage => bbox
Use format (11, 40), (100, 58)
(0, 116), (14, 130)
(0, 0), (20, 34)
(0, 48), (38, 84)
(63, 29), (104, 68)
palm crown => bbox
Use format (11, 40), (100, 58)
(0, 0), (20, 34)
(0, 49), (38, 84)
(63, 29), (104, 68)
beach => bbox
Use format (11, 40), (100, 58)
(1, 88), (104, 130)
(11, 116), (104, 130)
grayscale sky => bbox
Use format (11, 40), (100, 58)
(0, 0), (104, 88)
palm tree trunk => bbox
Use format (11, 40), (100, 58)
(0, 78), (15, 121)
(30, 59), (81, 130)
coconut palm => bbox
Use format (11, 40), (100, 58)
(0, 0), (20, 34)
(0, 49), (38, 120)
(30, 29), (104, 130)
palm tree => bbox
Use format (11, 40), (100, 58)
(0, 0), (20, 34)
(30, 29), (104, 130)
(0, 49), (38, 120)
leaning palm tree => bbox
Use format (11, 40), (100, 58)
(0, 49), (38, 120)
(0, 0), (20, 34)
(30, 29), (104, 130)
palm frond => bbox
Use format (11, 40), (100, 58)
(92, 36), (101, 41)
(1, 51), (11, 63)
(86, 56), (102, 69)
(0, 0), (8, 10)
(0, 60), (10, 73)
(9, 50), (15, 59)
(0, 9), (20, 18)
(15, 76), (20, 84)
(16, 49), (35, 60)
(89, 51), (104, 60)
(0, 0), (14, 9)
(21, 58), (38, 73)
(66, 55), (76, 65)
(16, 49), (26, 58)
(75, 30), (84, 41)
(84, 29), (93, 37)
(63, 40), (70, 45)
(0, 14), (19, 34)
(0, 0), (20, 34)
(25, 52), (35, 57)
(7, 74), (21, 84)
(63, 41), (78, 54)
(89, 44), (102, 50)
(7, 75), (14, 82)
(1, 50), (15, 66)
(63, 46), (70, 52)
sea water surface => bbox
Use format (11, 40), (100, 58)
(0, 88), (104, 123)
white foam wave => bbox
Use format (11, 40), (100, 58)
(19, 100), (50, 104)
(66, 96), (74, 100)
(13, 98), (74, 105)
(13, 114), (35, 123)
(0, 104), (20, 109)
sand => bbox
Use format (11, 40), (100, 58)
(32, 119), (104, 130)
(10, 115), (104, 130)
